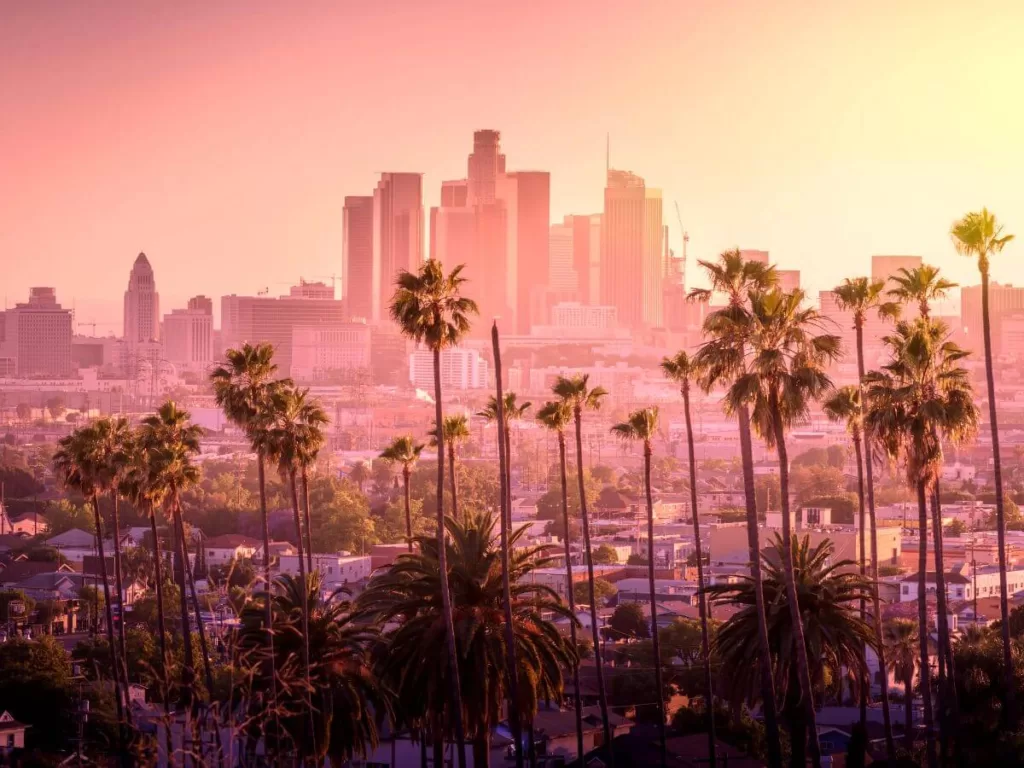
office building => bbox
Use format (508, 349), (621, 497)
(550, 302), (617, 330)
(962, 282), (1024, 356)
(342, 195), (375, 321)
(548, 221), (577, 293)
(497, 170), (550, 332)
(872, 255), (922, 285)
(740, 249), (770, 265)
(467, 129), (505, 205)
(777, 269), (801, 292)
(163, 297), (214, 369)
(123, 252), (160, 344)
(291, 322), (371, 381)
(408, 346), (489, 390)
(0, 288), (73, 377)
(372, 173), (424, 323)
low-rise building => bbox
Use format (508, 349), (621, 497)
(203, 534), (262, 567)
(277, 553), (372, 590)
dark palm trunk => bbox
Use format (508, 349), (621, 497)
(109, 494), (133, 728)
(853, 432), (868, 732)
(642, 443), (668, 768)
(736, 405), (783, 768)
(769, 395), (822, 768)
(448, 443), (460, 522)
(574, 405), (614, 765)
(682, 385), (717, 767)
(301, 467), (314, 573)
(916, 481), (938, 768)
(402, 465), (414, 552)
(491, 325), (525, 768)
(856, 320), (895, 761)
(148, 506), (173, 762)
(472, 731), (491, 768)
(255, 455), (280, 754)
(557, 430), (586, 762)
(432, 344), (468, 768)
(171, 501), (196, 762)
(288, 470), (317, 762)
(931, 481), (959, 765)
(91, 496), (129, 762)
(981, 265), (1015, 724)
(904, 662), (914, 754)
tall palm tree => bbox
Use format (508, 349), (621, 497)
(552, 373), (613, 764)
(390, 258), (478, 768)
(951, 207), (1016, 719)
(709, 535), (874, 768)
(295, 398), (328, 574)
(865, 318), (979, 768)
(428, 415), (471, 521)
(210, 342), (287, 737)
(610, 407), (667, 768)
(883, 618), (920, 755)
(478, 392), (532, 529)
(359, 512), (576, 768)
(832, 276), (901, 761)
(692, 249), (783, 768)
(536, 399), (585, 762)
(380, 436), (425, 552)
(721, 287), (839, 768)
(887, 264), (957, 321)
(660, 351), (717, 767)
(53, 427), (130, 758)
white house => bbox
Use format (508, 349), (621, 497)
(0, 711), (28, 753)
(44, 528), (126, 564)
(899, 563), (1024, 603)
(203, 534), (261, 567)
(277, 553), (372, 590)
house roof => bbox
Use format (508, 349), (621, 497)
(0, 710), (28, 732)
(45, 528), (97, 548)
(10, 572), (82, 591)
(596, 487), (635, 510)
(900, 571), (970, 584)
(0, 560), (74, 584)
(204, 534), (262, 549)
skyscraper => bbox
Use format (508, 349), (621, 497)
(739, 249), (770, 265)
(163, 297), (213, 369)
(0, 287), (73, 377)
(566, 214), (602, 306)
(467, 130), (505, 205)
(961, 282), (1024, 356)
(776, 269), (801, 292)
(548, 221), (577, 294)
(372, 173), (424, 323)
(600, 170), (664, 329)
(124, 252), (160, 344)
(342, 195), (375, 321)
(497, 170), (550, 332)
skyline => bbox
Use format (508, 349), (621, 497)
(3, 0), (1023, 324)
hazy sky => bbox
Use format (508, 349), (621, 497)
(3, 0), (1023, 326)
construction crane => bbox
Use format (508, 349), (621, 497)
(674, 201), (689, 288)
(311, 275), (342, 298)
(76, 320), (117, 336)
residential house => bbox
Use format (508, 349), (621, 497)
(7, 512), (48, 536)
(0, 711), (29, 754)
(203, 534), (261, 567)
(277, 553), (372, 591)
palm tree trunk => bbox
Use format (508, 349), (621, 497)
(931, 481), (959, 765)
(288, 469), (317, 763)
(769, 396), (822, 768)
(643, 443), (668, 768)
(736, 404), (783, 768)
(473, 729), (492, 768)
(91, 495), (129, 763)
(903, 660), (914, 754)
(916, 481), (938, 768)
(491, 324), (525, 768)
(856, 320), (895, 762)
(171, 501), (196, 761)
(557, 431), (586, 763)
(573, 407), (614, 768)
(853, 432), (868, 733)
(682, 385), (717, 768)
(981, 265), (1015, 724)
(149, 506), (173, 764)
(301, 467), (314, 573)
(505, 432), (513, 531)
(255, 453), (281, 752)
(109, 494), (133, 728)
(432, 344), (468, 768)
(446, 444), (460, 523)
(403, 466), (414, 552)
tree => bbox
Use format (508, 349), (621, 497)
(380, 436), (425, 552)
(15, 403), (31, 423)
(553, 372), (614, 763)
(884, 618), (920, 755)
(952, 207), (1016, 721)
(0, 636), (78, 752)
(537, 398), (586, 760)
(390, 259), (478, 768)
(592, 544), (619, 565)
(692, 248), (784, 768)
(358, 513), (575, 768)
(709, 535), (874, 768)
(428, 414), (471, 522)
(609, 602), (650, 640)
(887, 264), (956, 320)
(661, 348), (718, 768)
(349, 461), (369, 493)
(46, 396), (66, 423)
(946, 518), (967, 537)
(610, 406), (667, 766)
(478, 392), (531, 529)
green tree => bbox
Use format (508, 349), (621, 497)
(591, 544), (619, 565)
(609, 602), (650, 640)
(573, 577), (618, 607)
(884, 618), (920, 755)
(0, 636), (76, 752)
(380, 436), (425, 552)
(946, 518), (967, 537)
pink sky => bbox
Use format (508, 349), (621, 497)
(2, 0), (1022, 326)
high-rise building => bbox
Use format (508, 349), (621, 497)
(342, 195), (375, 321)
(409, 346), (489, 390)
(221, 284), (347, 374)
(600, 170), (664, 329)
(548, 221), (577, 294)
(372, 173), (424, 323)
(290, 280), (334, 300)
(163, 297), (214, 369)
(124, 252), (160, 344)
(566, 214), (601, 305)
(0, 287), (73, 377)
(871, 255), (922, 285)
(777, 270), (801, 292)
(497, 170), (550, 332)
(961, 282), (1024, 356)
(291, 321), (371, 381)
(467, 130), (505, 205)
(740, 249), (770, 265)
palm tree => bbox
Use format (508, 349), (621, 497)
(952, 207), (1016, 719)
(238, 572), (388, 763)
(294, 397), (328, 574)
(887, 264), (956, 320)
(536, 399), (585, 762)
(210, 342), (287, 735)
(721, 287), (839, 768)
(865, 319), (979, 768)
(428, 415), (471, 521)
(478, 392), (532, 529)
(708, 535), (874, 768)
(380, 436), (426, 552)
(884, 618), (920, 755)
(390, 258), (478, 768)
(691, 249), (783, 768)
(552, 373), (613, 763)
(660, 351), (717, 767)
(832, 276), (901, 761)
(53, 427), (130, 757)
(349, 461), (370, 493)
(358, 512), (576, 768)
(610, 407), (667, 768)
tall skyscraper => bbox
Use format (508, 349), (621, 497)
(600, 170), (664, 329)
(777, 269), (801, 292)
(961, 282), (1024, 356)
(342, 195), (375, 321)
(0, 287), (73, 377)
(567, 214), (602, 306)
(372, 173), (424, 323)
(163, 297), (213, 368)
(123, 252), (160, 344)
(497, 170), (550, 332)
(548, 221), (577, 294)
(467, 130), (505, 205)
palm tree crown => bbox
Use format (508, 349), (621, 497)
(390, 259), (479, 350)
(832, 276), (901, 327)
(610, 407), (659, 450)
(429, 414), (471, 447)
(887, 264), (957, 319)
(951, 207), (1015, 275)
(380, 435), (425, 469)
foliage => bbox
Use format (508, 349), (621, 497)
(626, 553), (648, 566)
(591, 544), (619, 565)
(945, 518), (967, 537)
(0, 636), (76, 751)
(574, 577), (617, 607)
(791, 445), (849, 469)
(44, 498), (96, 535)
(608, 602), (649, 640)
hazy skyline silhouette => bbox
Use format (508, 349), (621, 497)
(3, 0), (1022, 323)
